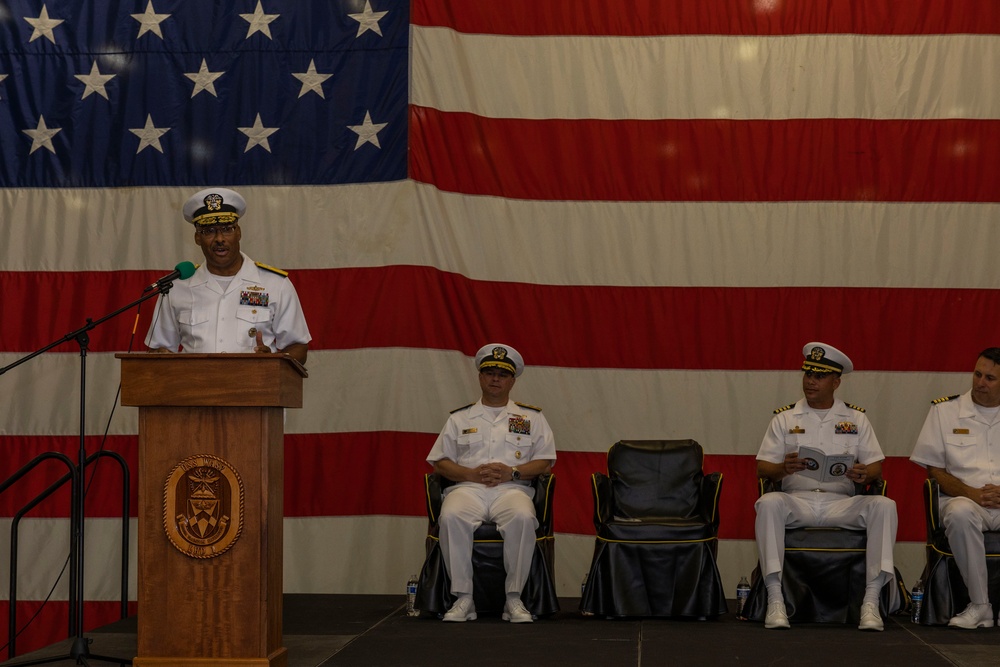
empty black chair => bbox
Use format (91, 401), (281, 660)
(580, 439), (726, 618)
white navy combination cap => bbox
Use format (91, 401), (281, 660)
(475, 343), (524, 377)
(183, 188), (246, 226)
(801, 341), (854, 375)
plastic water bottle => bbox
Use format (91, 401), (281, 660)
(736, 576), (751, 619)
(406, 574), (419, 617)
(911, 579), (923, 624)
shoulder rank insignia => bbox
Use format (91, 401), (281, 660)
(932, 394), (960, 405)
(846, 403), (866, 413)
(255, 261), (288, 277)
(515, 401), (542, 412)
(450, 403), (474, 414)
(773, 404), (794, 414)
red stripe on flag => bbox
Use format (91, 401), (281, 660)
(0, 271), (166, 354)
(288, 439), (930, 542)
(5, 267), (1000, 373)
(0, 434), (929, 542)
(298, 269), (1000, 373)
(411, 108), (1000, 203)
(413, 0), (1000, 36)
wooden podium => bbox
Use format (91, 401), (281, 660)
(118, 353), (306, 667)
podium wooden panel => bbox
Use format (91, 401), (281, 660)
(118, 353), (306, 667)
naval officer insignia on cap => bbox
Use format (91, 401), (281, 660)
(183, 187), (247, 226)
(801, 341), (854, 375)
(475, 343), (525, 377)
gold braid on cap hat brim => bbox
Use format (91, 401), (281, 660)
(480, 360), (516, 374)
(192, 212), (239, 226)
(802, 361), (841, 374)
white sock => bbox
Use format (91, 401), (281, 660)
(863, 572), (890, 606)
(765, 573), (783, 604)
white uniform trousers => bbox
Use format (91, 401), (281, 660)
(438, 484), (538, 597)
(755, 491), (897, 583)
(940, 496), (1000, 605)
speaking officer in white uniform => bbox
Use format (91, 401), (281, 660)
(910, 347), (1000, 629)
(755, 342), (897, 631)
(426, 344), (556, 624)
(145, 188), (311, 365)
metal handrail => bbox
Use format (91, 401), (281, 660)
(2, 449), (131, 659)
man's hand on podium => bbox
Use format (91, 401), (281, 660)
(254, 331), (272, 354)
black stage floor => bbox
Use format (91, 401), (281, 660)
(4, 595), (1000, 666)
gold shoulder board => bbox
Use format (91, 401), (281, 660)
(773, 404), (794, 414)
(450, 403), (475, 414)
(931, 394), (960, 405)
(255, 261), (289, 277)
(515, 401), (542, 412)
(846, 403), (866, 413)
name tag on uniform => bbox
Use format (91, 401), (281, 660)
(789, 427), (805, 434)
(461, 428), (478, 435)
(953, 428), (970, 434)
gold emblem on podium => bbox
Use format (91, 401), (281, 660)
(164, 454), (244, 559)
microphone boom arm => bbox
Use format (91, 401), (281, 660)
(0, 282), (168, 377)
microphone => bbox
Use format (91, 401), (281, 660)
(144, 261), (197, 292)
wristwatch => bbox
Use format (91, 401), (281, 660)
(511, 466), (521, 481)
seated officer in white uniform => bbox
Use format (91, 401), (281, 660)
(145, 187), (311, 365)
(425, 344), (556, 623)
(755, 342), (897, 631)
(911, 347), (1000, 629)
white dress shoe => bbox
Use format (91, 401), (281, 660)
(502, 597), (534, 623)
(858, 602), (884, 631)
(443, 596), (477, 622)
(764, 600), (790, 629)
(948, 603), (994, 629)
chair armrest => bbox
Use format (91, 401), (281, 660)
(759, 477), (780, 495)
(424, 473), (448, 525)
(591, 472), (612, 528)
(861, 478), (887, 496)
(924, 478), (941, 537)
(532, 473), (555, 533)
(700, 471), (723, 528)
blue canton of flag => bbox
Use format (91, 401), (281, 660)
(0, 0), (409, 187)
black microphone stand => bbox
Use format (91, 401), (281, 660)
(0, 278), (178, 666)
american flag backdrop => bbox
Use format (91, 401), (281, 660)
(2, 0), (1000, 654)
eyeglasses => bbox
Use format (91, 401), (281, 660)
(197, 224), (237, 237)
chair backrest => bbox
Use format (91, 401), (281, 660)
(607, 439), (704, 520)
